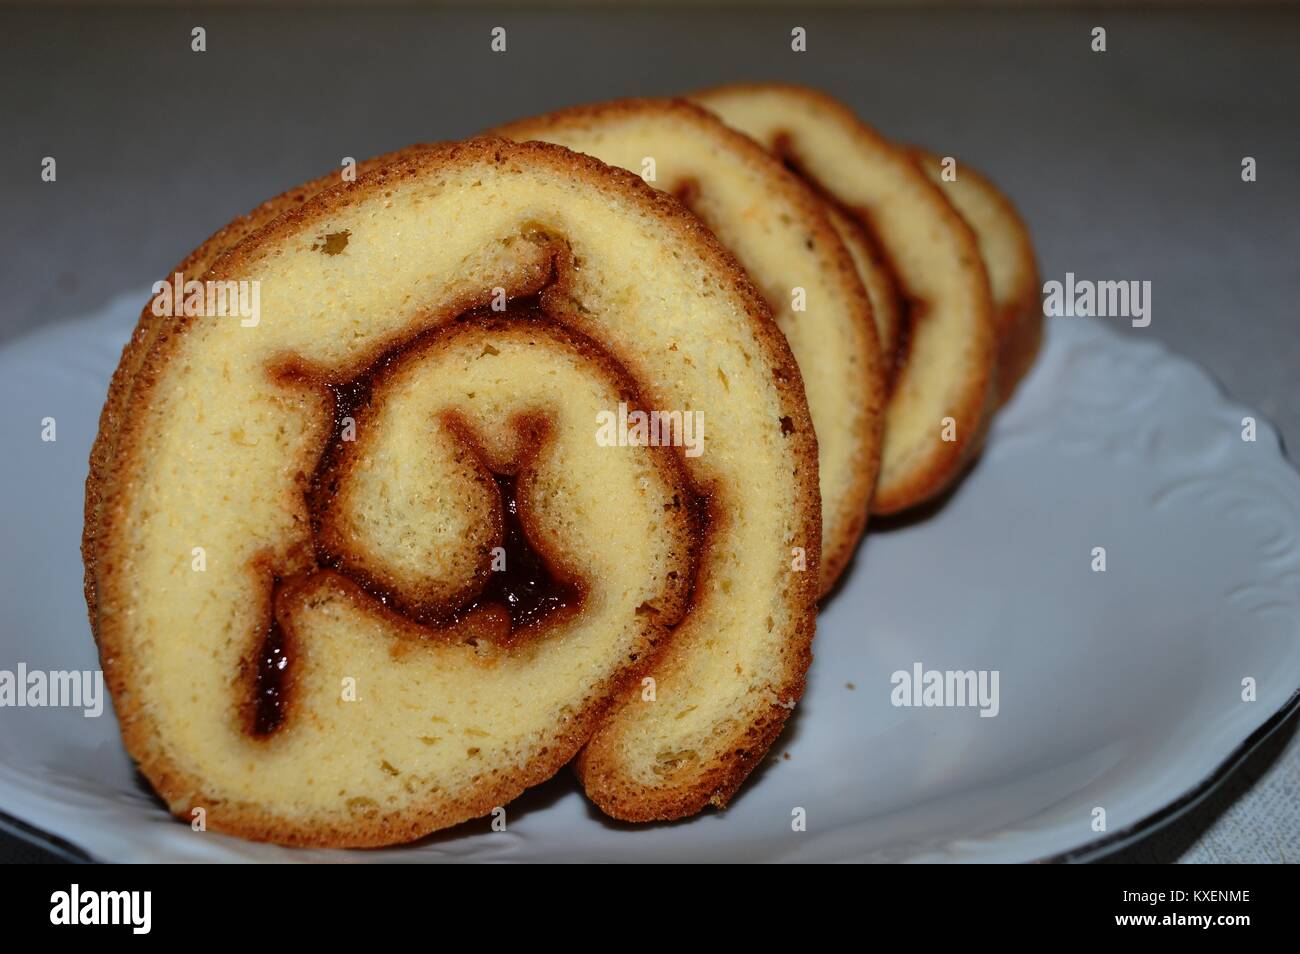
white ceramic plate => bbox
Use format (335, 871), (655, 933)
(1, 292), (1297, 863)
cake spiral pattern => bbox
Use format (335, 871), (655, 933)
(83, 140), (819, 844)
(493, 98), (884, 593)
(692, 83), (999, 514)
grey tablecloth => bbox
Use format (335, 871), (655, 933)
(1, 4), (1296, 863)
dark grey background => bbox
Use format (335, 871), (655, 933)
(2, 4), (1297, 863)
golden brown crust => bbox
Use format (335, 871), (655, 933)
(691, 82), (998, 516)
(84, 138), (821, 844)
(490, 97), (881, 596)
